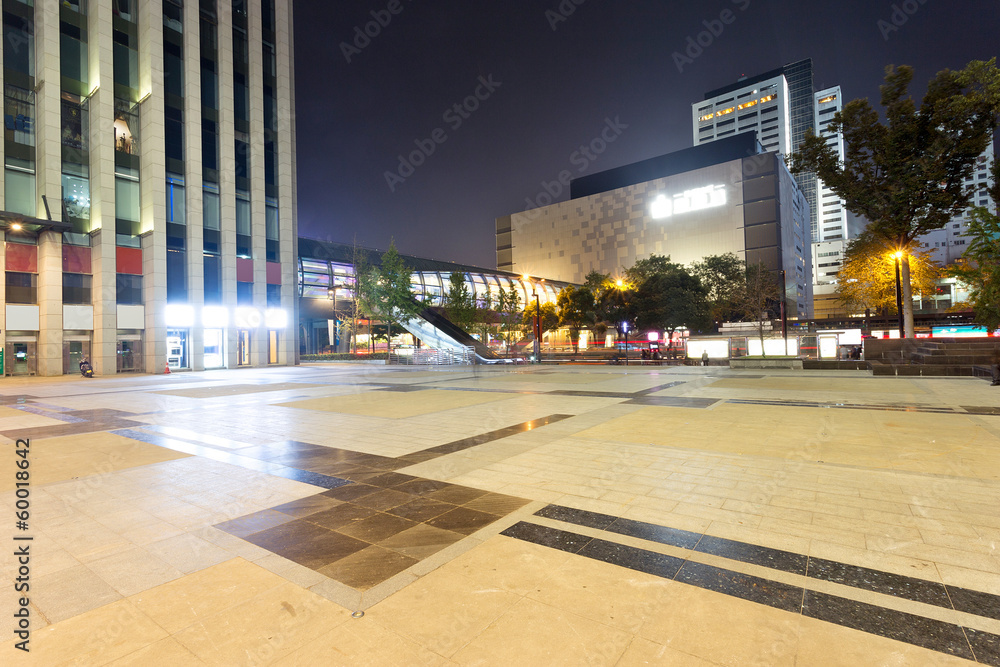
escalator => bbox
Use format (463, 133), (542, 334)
(395, 298), (504, 363)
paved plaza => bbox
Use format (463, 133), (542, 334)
(1, 363), (999, 665)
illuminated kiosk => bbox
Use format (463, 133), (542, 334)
(497, 132), (813, 322)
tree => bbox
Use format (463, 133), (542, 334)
(521, 301), (559, 338)
(790, 60), (1000, 337)
(949, 160), (1000, 331)
(583, 270), (612, 343)
(345, 237), (371, 354)
(837, 231), (941, 316)
(442, 272), (476, 334)
(690, 253), (745, 325)
(495, 285), (524, 355)
(625, 254), (684, 284)
(556, 285), (595, 353)
(358, 242), (424, 348)
(733, 262), (783, 356)
(633, 268), (711, 338)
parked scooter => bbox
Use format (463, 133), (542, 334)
(79, 358), (94, 378)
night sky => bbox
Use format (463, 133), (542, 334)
(293, 0), (1000, 269)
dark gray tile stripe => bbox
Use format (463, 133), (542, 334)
(502, 521), (1000, 665)
(623, 396), (719, 408)
(801, 591), (975, 661)
(417, 414), (573, 458)
(726, 398), (961, 415)
(536, 504), (1000, 624)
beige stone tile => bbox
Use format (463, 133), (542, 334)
(795, 613), (974, 666)
(0, 599), (167, 666)
(31, 564), (123, 624)
(452, 596), (631, 666)
(274, 616), (449, 666)
(365, 569), (520, 658)
(616, 637), (722, 666)
(144, 532), (234, 573)
(129, 557), (287, 634)
(106, 636), (206, 666)
(173, 581), (352, 665)
(526, 550), (675, 635)
(639, 584), (801, 666)
(808, 540), (941, 581)
(445, 535), (572, 596)
(86, 547), (185, 597)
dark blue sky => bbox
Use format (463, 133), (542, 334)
(293, 0), (1000, 268)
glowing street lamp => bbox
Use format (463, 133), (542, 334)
(524, 275), (542, 363)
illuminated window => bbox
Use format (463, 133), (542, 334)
(759, 94), (775, 103)
(818, 95), (837, 104)
(714, 106), (735, 117)
(699, 113), (714, 122)
(737, 99), (758, 110)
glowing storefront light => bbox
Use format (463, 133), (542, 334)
(164, 304), (195, 327)
(235, 307), (262, 329)
(265, 309), (288, 329)
(202, 306), (229, 328)
(650, 185), (726, 220)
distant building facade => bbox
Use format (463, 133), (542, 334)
(497, 134), (813, 320)
(0, 1), (297, 376)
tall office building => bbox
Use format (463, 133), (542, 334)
(0, 0), (296, 376)
(693, 58), (820, 241)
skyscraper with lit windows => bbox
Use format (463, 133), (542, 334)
(0, 0), (296, 376)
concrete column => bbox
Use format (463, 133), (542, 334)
(89, 0), (118, 376)
(183, 2), (205, 370)
(248, 4), (267, 367)
(34, 2), (63, 376)
(275, 0), (298, 366)
(140, 2), (167, 374)
(217, 1), (239, 368)
(36, 232), (63, 376)
(0, 233), (6, 374)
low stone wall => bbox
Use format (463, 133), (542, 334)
(729, 358), (803, 369)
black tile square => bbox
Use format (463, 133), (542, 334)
(387, 497), (459, 523)
(605, 518), (702, 550)
(579, 538), (684, 579)
(676, 561), (803, 613)
(806, 557), (951, 608)
(305, 503), (376, 530)
(500, 521), (592, 554)
(534, 504), (617, 530)
(320, 483), (381, 502)
(802, 590), (974, 660)
(696, 535), (808, 576)
(946, 585), (1000, 621)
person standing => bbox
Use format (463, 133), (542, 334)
(702, 350), (709, 367)
(991, 347), (1000, 386)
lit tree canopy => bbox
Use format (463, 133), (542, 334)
(836, 231), (941, 315)
(789, 59), (1000, 337)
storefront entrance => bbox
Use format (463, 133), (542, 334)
(167, 330), (189, 370)
(268, 331), (279, 364)
(204, 329), (225, 369)
(63, 339), (91, 374)
(4, 341), (36, 376)
(237, 330), (251, 366)
(116, 337), (143, 373)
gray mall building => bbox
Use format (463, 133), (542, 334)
(496, 133), (813, 319)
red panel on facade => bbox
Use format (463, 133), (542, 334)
(116, 247), (143, 275)
(266, 262), (281, 285)
(5, 243), (38, 273)
(63, 245), (92, 273)
(236, 257), (254, 283)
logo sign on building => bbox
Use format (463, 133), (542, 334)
(650, 184), (726, 219)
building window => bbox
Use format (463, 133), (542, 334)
(204, 255), (221, 303)
(163, 0), (183, 32)
(236, 193), (251, 257)
(62, 273), (92, 304)
(3, 10), (35, 78)
(266, 283), (280, 307)
(114, 99), (140, 155)
(4, 167), (35, 216)
(6, 272), (36, 304)
(5, 84), (35, 148)
(237, 281), (253, 305)
(265, 202), (279, 261)
(116, 274), (142, 304)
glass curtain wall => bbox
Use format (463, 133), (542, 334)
(3, 0), (36, 216)
(200, 1), (221, 302)
(163, 0), (186, 301)
(60, 1), (90, 246)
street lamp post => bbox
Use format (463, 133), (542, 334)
(327, 286), (338, 352)
(525, 275), (542, 363)
(622, 320), (629, 366)
(893, 251), (905, 339)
